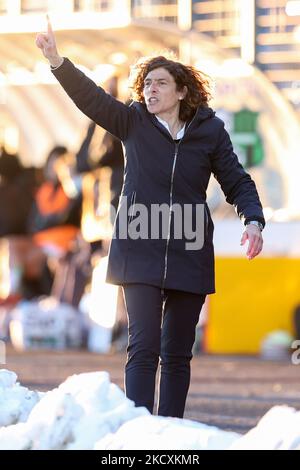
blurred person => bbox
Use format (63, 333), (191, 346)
(28, 146), (82, 254)
(76, 117), (126, 345)
(77, 121), (124, 222)
(36, 18), (265, 418)
(27, 146), (90, 305)
(75, 80), (126, 341)
(0, 147), (39, 237)
(76, 76), (124, 226)
(4, 146), (86, 303)
(0, 148), (41, 304)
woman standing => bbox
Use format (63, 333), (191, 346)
(36, 18), (264, 418)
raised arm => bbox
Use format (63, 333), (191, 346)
(36, 16), (135, 141)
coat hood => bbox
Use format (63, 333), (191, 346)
(194, 106), (215, 122)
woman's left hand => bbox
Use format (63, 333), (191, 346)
(240, 225), (263, 260)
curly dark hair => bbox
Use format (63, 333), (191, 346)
(129, 54), (212, 122)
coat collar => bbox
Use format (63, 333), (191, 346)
(132, 102), (215, 141)
(134, 101), (215, 124)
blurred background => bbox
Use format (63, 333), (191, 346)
(0, 0), (300, 358)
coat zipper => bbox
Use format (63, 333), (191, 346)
(162, 143), (179, 293)
(161, 114), (198, 293)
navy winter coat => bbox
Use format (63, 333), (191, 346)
(52, 59), (265, 294)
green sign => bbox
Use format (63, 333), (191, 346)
(232, 109), (264, 168)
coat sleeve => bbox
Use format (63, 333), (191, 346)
(51, 58), (135, 141)
(211, 121), (265, 228)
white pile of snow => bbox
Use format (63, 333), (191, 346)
(230, 406), (300, 450)
(0, 370), (41, 427)
(95, 415), (239, 450)
(0, 369), (299, 450)
(0, 369), (147, 450)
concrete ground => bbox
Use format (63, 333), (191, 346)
(3, 346), (300, 434)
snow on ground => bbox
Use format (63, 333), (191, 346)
(0, 369), (299, 450)
(229, 406), (300, 450)
(0, 369), (147, 450)
(0, 370), (41, 427)
(95, 415), (239, 450)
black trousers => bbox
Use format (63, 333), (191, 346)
(122, 284), (206, 418)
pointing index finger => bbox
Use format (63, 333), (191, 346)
(46, 14), (53, 34)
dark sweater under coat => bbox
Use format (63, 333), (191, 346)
(52, 59), (265, 294)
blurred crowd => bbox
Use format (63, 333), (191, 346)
(0, 85), (127, 351)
